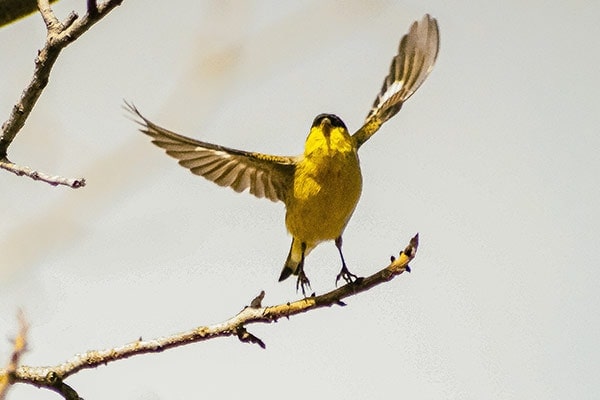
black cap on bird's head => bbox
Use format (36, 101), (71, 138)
(311, 113), (347, 131)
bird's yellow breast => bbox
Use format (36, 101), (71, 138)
(284, 126), (362, 244)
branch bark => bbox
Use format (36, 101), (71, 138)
(1, 234), (418, 398)
(0, 159), (85, 188)
(0, 0), (123, 187)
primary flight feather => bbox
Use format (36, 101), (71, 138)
(127, 14), (439, 294)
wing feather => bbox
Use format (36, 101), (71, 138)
(126, 102), (296, 203)
(248, 169), (261, 197)
(353, 14), (439, 149)
(232, 168), (251, 194)
(212, 161), (239, 186)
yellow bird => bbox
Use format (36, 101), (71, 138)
(127, 14), (439, 294)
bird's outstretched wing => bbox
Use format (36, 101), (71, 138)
(126, 103), (296, 203)
(353, 14), (439, 149)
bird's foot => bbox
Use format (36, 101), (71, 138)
(335, 264), (360, 286)
(296, 269), (311, 296)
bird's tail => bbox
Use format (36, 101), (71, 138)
(278, 258), (296, 282)
(278, 238), (308, 281)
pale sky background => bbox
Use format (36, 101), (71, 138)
(1, 1), (599, 399)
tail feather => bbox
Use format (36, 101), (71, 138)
(279, 238), (312, 282)
(278, 265), (294, 282)
(279, 238), (300, 281)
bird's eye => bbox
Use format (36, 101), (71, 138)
(312, 113), (347, 130)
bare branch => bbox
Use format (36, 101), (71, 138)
(0, 157), (86, 188)
(0, 311), (28, 400)
(5, 234), (418, 396)
(37, 0), (60, 31)
(62, 10), (78, 30)
(0, 0), (123, 187)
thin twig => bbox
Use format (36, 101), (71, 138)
(62, 11), (78, 30)
(37, 0), (60, 31)
(5, 234), (418, 395)
(0, 158), (86, 188)
(0, 0), (123, 187)
(0, 311), (28, 400)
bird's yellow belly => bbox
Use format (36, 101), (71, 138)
(285, 154), (362, 244)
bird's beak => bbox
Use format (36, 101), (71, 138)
(320, 117), (332, 137)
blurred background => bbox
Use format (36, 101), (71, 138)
(1, 1), (599, 399)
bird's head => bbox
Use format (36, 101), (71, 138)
(304, 113), (353, 156)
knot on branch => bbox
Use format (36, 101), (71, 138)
(46, 370), (61, 384)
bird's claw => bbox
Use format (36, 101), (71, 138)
(335, 264), (359, 286)
(296, 269), (311, 296)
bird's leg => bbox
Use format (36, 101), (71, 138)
(335, 236), (359, 285)
(295, 242), (311, 296)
